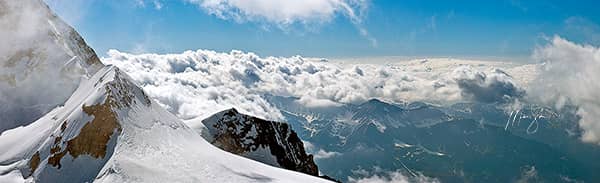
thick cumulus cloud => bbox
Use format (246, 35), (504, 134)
(102, 49), (528, 122)
(531, 36), (600, 144)
(452, 66), (525, 103)
(103, 49), (285, 121)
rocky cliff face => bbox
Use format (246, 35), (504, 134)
(202, 108), (320, 176)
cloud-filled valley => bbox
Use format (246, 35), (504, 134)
(102, 49), (535, 122)
(102, 36), (600, 147)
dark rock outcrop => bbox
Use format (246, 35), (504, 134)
(202, 108), (320, 176)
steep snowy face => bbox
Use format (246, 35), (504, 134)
(0, 66), (145, 182)
(0, 0), (103, 131)
(202, 108), (320, 176)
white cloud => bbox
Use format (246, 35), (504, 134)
(188, 0), (359, 25)
(348, 169), (439, 183)
(314, 149), (342, 159)
(102, 49), (530, 126)
(296, 95), (343, 108)
(153, 0), (163, 10)
(530, 36), (600, 144)
(564, 16), (600, 44)
(187, 0), (377, 46)
(133, 0), (163, 10)
(304, 140), (342, 159)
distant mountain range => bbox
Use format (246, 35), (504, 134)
(266, 95), (600, 182)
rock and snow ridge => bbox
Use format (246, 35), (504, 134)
(0, 1), (333, 182)
(0, 66), (332, 182)
(201, 108), (339, 182)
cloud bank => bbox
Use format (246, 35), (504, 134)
(531, 36), (600, 144)
(102, 49), (528, 123)
(187, 0), (376, 46)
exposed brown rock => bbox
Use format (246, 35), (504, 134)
(47, 149), (67, 169)
(43, 69), (154, 170)
(50, 145), (61, 154)
(53, 136), (62, 145)
(213, 132), (247, 154)
(29, 151), (41, 176)
(47, 99), (121, 168)
(46, 75), (135, 168)
(66, 100), (122, 159)
(60, 121), (67, 132)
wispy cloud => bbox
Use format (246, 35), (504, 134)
(564, 16), (600, 44)
(186, 0), (377, 46)
(428, 15), (437, 32)
(134, 0), (163, 10)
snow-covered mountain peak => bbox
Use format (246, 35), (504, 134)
(0, 0), (103, 131)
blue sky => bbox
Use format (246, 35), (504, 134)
(46, 0), (600, 58)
